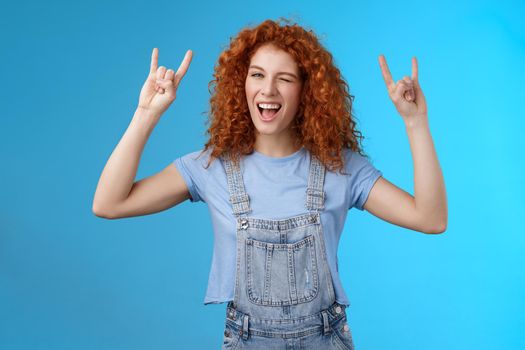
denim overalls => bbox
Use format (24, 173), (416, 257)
(219, 151), (356, 350)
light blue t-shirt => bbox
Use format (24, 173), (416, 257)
(173, 146), (382, 306)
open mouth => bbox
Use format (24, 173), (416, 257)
(257, 105), (282, 121)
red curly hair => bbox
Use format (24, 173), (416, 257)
(200, 17), (369, 175)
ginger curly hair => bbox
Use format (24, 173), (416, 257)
(200, 17), (369, 175)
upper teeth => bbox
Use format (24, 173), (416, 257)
(258, 103), (281, 109)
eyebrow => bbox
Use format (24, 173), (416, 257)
(248, 65), (299, 79)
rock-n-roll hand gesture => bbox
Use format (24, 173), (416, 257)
(138, 47), (193, 117)
(378, 55), (428, 127)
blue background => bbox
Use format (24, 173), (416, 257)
(1, 0), (523, 349)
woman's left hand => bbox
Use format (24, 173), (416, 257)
(378, 55), (428, 127)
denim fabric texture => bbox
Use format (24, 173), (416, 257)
(173, 147), (383, 306)
(219, 151), (356, 350)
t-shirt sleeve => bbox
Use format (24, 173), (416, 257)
(172, 150), (209, 203)
(346, 149), (383, 211)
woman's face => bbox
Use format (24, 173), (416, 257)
(245, 44), (303, 139)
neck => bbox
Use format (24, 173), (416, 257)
(254, 132), (302, 158)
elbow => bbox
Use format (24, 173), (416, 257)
(92, 202), (115, 219)
(418, 209), (448, 234)
(425, 220), (447, 234)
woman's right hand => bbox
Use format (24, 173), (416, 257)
(137, 47), (193, 117)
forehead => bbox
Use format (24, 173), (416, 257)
(249, 44), (299, 72)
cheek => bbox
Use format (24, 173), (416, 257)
(284, 87), (301, 103)
(285, 94), (301, 110)
(245, 87), (256, 103)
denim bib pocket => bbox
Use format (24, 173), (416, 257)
(245, 234), (319, 306)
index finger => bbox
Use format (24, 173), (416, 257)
(378, 54), (395, 89)
(150, 48), (158, 75)
(411, 56), (418, 81)
(174, 50), (193, 85)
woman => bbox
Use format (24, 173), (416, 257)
(92, 18), (447, 350)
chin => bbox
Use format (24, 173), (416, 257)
(253, 124), (279, 135)
(256, 129), (278, 136)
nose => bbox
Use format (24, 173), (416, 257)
(261, 77), (277, 96)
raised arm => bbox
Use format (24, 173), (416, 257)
(363, 55), (447, 234)
(92, 48), (193, 219)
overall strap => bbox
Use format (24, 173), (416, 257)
(305, 153), (326, 211)
(221, 152), (252, 216)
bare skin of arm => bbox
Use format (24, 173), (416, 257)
(362, 55), (447, 234)
(92, 48), (193, 219)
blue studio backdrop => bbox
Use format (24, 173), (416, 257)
(1, 0), (523, 349)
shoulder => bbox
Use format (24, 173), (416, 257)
(342, 148), (380, 175)
(175, 147), (221, 170)
(172, 148), (223, 203)
(341, 148), (383, 210)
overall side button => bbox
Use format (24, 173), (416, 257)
(240, 218), (249, 230)
(228, 309), (235, 319)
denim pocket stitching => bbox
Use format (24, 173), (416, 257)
(331, 317), (354, 350)
(222, 322), (241, 350)
(245, 234), (320, 306)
